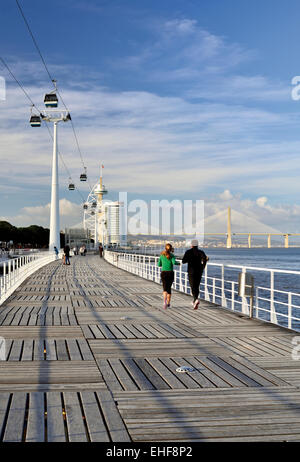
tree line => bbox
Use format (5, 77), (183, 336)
(0, 221), (65, 248)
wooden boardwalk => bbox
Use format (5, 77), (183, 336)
(0, 254), (300, 442)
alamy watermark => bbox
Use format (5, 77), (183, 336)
(0, 337), (6, 361)
(0, 76), (5, 101)
(117, 192), (204, 244)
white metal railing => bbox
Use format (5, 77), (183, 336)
(0, 252), (59, 306)
(104, 250), (300, 332)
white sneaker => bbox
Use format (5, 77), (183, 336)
(193, 299), (199, 310)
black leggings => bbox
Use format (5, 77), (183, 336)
(188, 271), (203, 302)
(161, 271), (174, 294)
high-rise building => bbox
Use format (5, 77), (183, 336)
(103, 201), (127, 246)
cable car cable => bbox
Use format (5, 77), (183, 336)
(0, 56), (86, 204)
(15, 0), (91, 187)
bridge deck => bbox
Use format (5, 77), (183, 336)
(0, 255), (299, 442)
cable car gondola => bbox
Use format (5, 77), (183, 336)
(91, 201), (97, 208)
(44, 80), (58, 108)
(44, 93), (58, 108)
(83, 203), (88, 210)
(30, 115), (41, 127)
(68, 178), (75, 190)
(80, 167), (87, 182)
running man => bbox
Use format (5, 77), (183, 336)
(182, 239), (209, 310)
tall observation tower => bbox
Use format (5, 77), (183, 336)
(94, 165), (108, 246)
(83, 166), (126, 247)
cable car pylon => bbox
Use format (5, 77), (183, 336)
(30, 81), (71, 252)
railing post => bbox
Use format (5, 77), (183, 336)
(221, 264), (227, 307)
(270, 270), (277, 324)
(231, 282), (235, 310)
(204, 264), (210, 301)
(288, 292), (292, 330)
(241, 267), (249, 315)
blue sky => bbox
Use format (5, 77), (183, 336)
(1, 0), (300, 231)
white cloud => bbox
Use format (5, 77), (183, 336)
(256, 196), (268, 207)
(220, 190), (233, 201)
(1, 199), (82, 228)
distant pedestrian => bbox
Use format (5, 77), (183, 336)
(182, 239), (209, 310)
(83, 246), (87, 256)
(157, 243), (180, 309)
(99, 243), (103, 258)
(54, 246), (59, 259)
(79, 246), (84, 256)
(64, 244), (70, 265)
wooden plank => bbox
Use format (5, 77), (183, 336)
(67, 339), (82, 361)
(45, 339), (57, 361)
(26, 392), (45, 442)
(207, 356), (265, 387)
(3, 392), (27, 442)
(56, 340), (69, 361)
(0, 326), (84, 339)
(22, 339), (34, 361)
(122, 324), (146, 338)
(81, 325), (94, 339)
(46, 392), (66, 442)
(77, 339), (94, 360)
(0, 361), (103, 384)
(194, 356), (248, 388)
(89, 325), (105, 339)
(114, 324), (137, 339)
(108, 359), (139, 391)
(121, 359), (155, 390)
(230, 355), (291, 387)
(8, 340), (23, 361)
(146, 358), (187, 389)
(34, 339), (45, 361)
(64, 391), (88, 442)
(80, 391), (110, 442)
(134, 359), (170, 390)
(0, 393), (10, 438)
(96, 359), (123, 391)
(96, 389), (131, 442)
(97, 324), (117, 339)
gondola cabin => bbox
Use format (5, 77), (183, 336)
(80, 172), (87, 181)
(44, 93), (58, 108)
(68, 183), (75, 191)
(30, 115), (41, 127)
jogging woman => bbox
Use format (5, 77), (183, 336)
(157, 243), (179, 309)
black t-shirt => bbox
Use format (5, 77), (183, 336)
(64, 245), (70, 256)
(182, 248), (208, 273)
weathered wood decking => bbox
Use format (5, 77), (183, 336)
(0, 254), (300, 442)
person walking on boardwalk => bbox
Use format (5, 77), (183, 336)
(54, 246), (59, 259)
(99, 243), (103, 258)
(157, 243), (180, 309)
(63, 244), (71, 265)
(182, 239), (209, 310)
